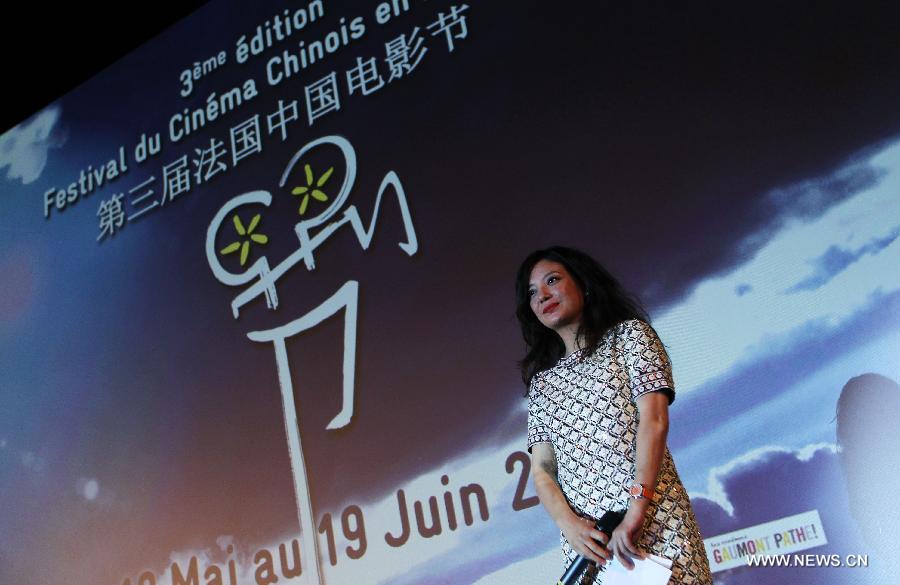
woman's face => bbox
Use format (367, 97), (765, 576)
(527, 259), (585, 333)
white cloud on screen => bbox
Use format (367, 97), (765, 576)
(653, 140), (900, 396)
(697, 442), (837, 516)
(673, 322), (900, 496)
(0, 106), (63, 184)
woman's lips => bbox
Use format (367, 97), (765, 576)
(543, 302), (559, 314)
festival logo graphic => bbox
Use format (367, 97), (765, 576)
(206, 135), (418, 583)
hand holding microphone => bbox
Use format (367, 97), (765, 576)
(558, 510), (625, 585)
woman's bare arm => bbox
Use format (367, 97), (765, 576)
(531, 441), (611, 565)
(607, 390), (669, 568)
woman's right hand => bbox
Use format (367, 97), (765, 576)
(560, 513), (612, 566)
(530, 443), (611, 565)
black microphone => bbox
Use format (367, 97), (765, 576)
(557, 510), (625, 585)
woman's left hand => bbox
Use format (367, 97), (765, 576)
(607, 507), (647, 570)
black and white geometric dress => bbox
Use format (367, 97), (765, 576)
(527, 319), (712, 584)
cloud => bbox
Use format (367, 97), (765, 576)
(654, 139), (900, 397)
(0, 106), (64, 185)
(636, 143), (888, 312)
(787, 228), (900, 292)
(665, 285), (900, 455)
(691, 443), (891, 585)
(765, 160), (886, 225)
(693, 443), (837, 519)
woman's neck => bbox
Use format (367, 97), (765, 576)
(559, 325), (586, 357)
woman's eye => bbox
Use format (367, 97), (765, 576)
(547, 276), (559, 284)
(528, 289), (536, 297)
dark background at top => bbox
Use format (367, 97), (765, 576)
(2, 3), (207, 133)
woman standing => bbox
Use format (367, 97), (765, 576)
(516, 246), (712, 584)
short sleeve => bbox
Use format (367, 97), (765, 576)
(621, 320), (675, 404)
(526, 377), (551, 452)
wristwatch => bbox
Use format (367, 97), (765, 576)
(628, 482), (654, 500)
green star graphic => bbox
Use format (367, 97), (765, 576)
(292, 163), (334, 215)
(219, 213), (269, 266)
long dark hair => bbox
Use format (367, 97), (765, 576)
(515, 246), (648, 391)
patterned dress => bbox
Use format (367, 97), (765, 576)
(527, 319), (712, 584)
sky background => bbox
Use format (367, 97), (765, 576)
(2, 2), (900, 584)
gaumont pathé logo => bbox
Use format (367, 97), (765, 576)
(703, 509), (833, 573)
